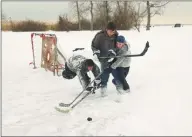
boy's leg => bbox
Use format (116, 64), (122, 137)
(116, 67), (130, 91)
(111, 68), (124, 94)
(123, 67), (130, 92)
(77, 72), (91, 91)
(124, 67), (130, 77)
(100, 62), (112, 87)
(100, 67), (112, 96)
(111, 69), (119, 85)
(100, 67), (111, 87)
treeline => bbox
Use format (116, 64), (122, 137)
(2, 1), (169, 31)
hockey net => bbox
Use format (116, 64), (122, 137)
(30, 33), (66, 76)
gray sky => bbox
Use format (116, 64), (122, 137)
(2, 1), (192, 24)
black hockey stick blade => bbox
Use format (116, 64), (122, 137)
(139, 41), (150, 56)
(73, 48), (85, 52)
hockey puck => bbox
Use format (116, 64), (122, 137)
(87, 117), (92, 121)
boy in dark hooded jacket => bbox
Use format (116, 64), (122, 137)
(91, 22), (118, 96)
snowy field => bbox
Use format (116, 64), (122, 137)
(2, 26), (192, 136)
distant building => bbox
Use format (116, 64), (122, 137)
(174, 23), (182, 27)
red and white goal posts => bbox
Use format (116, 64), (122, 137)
(30, 33), (66, 76)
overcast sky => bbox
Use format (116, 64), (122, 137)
(2, 1), (192, 24)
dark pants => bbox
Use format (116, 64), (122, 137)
(112, 67), (130, 90)
(100, 65), (112, 87)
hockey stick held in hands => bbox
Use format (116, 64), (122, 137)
(99, 41), (150, 59)
(58, 72), (103, 107)
(55, 87), (97, 113)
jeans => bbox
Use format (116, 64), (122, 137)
(99, 62), (112, 87)
(100, 67), (112, 87)
(111, 67), (130, 90)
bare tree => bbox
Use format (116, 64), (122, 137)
(117, 1), (122, 14)
(73, 1), (94, 30)
(146, 1), (170, 30)
(57, 14), (70, 31)
(113, 1), (127, 29)
(90, 1), (94, 30)
(69, 1), (90, 30)
(77, 1), (94, 30)
(93, 2), (106, 29)
(93, 1), (112, 28)
(131, 3), (143, 32)
(76, 1), (81, 30)
(104, 1), (110, 24)
(2, 11), (6, 21)
(123, 1), (128, 28)
(146, 1), (151, 30)
(113, 1), (138, 30)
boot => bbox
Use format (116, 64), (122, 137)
(115, 81), (124, 95)
(100, 85), (107, 97)
(116, 86), (124, 94)
(124, 88), (130, 93)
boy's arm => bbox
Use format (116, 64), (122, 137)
(110, 45), (129, 69)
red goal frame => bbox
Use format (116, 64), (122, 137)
(30, 33), (65, 76)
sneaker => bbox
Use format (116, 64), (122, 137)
(100, 86), (107, 97)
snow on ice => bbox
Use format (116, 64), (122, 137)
(2, 26), (192, 136)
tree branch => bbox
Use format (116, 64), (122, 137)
(152, 1), (170, 8)
(150, 10), (160, 17)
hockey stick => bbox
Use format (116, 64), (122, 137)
(55, 87), (96, 113)
(73, 48), (85, 52)
(59, 72), (103, 107)
(56, 47), (67, 62)
(99, 41), (150, 59)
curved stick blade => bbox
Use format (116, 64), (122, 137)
(55, 106), (71, 113)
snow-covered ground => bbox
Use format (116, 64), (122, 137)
(2, 26), (192, 136)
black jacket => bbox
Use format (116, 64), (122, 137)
(91, 30), (118, 69)
(91, 30), (118, 57)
